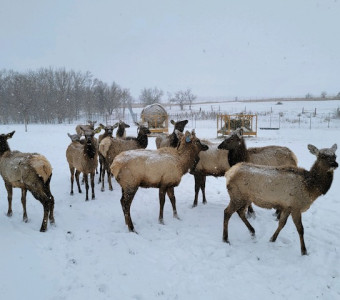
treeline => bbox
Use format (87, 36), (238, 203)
(0, 68), (132, 124)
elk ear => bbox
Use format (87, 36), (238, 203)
(113, 122), (119, 129)
(99, 123), (105, 129)
(308, 144), (319, 156)
(171, 120), (175, 125)
(134, 122), (140, 127)
(7, 131), (15, 139)
(331, 144), (337, 153)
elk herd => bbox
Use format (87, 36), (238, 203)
(0, 119), (338, 255)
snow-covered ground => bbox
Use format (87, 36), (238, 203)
(0, 100), (339, 300)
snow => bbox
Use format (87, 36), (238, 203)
(0, 100), (340, 300)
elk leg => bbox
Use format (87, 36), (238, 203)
(69, 166), (75, 195)
(21, 188), (28, 222)
(49, 196), (55, 225)
(201, 175), (207, 204)
(237, 206), (255, 236)
(90, 172), (95, 200)
(193, 174), (205, 207)
(5, 182), (13, 217)
(247, 204), (256, 219)
(159, 187), (166, 224)
(223, 204), (236, 243)
(166, 187), (179, 219)
(75, 170), (82, 193)
(193, 174), (200, 207)
(101, 163), (106, 192)
(275, 209), (281, 220)
(121, 188), (137, 232)
(291, 211), (307, 255)
(107, 168), (113, 191)
(40, 201), (49, 232)
(84, 173), (89, 201)
(270, 209), (290, 242)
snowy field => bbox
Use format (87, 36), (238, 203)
(0, 100), (339, 300)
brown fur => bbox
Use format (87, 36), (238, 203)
(98, 123), (151, 191)
(155, 120), (188, 149)
(66, 127), (98, 201)
(223, 143), (338, 255)
(191, 131), (298, 208)
(111, 130), (209, 232)
(0, 131), (55, 232)
(97, 123), (119, 184)
(75, 120), (97, 136)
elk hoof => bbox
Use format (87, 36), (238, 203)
(301, 249), (308, 256)
(223, 237), (230, 244)
(7, 211), (13, 217)
(159, 219), (165, 225)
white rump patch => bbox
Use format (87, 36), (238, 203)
(30, 155), (52, 183)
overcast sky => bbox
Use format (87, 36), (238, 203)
(1, 0), (340, 100)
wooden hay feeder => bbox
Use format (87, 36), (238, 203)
(217, 114), (257, 138)
(141, 103), (169, 135)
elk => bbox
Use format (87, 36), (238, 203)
(116, 120), (130, 139)
(217, 129), (298, 217)
(97, 123), (119, 184)
(191, 129), (297, 213)
(111, 130), (209, 232)
(66, 127), (98, 201)
(0, 131), (55, 232)
(223, 143), (338, 255)
(98, 123), (151, 191)
(155, 119), (188, 148)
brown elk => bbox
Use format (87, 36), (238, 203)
(111, 130), (209, 232)
(66, 127), (98, 201)
(0, 131), (55, 232)
(223, 143), (338, 255)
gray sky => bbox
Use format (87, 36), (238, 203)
(1, 0), (340, 100)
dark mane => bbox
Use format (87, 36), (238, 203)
(228, 138), (249, 166)
(84, 141), (96, 159)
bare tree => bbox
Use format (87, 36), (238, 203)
(120, 88), (133, 119)
(171, 88), (197, 110)
(139, 87), (163, 105)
